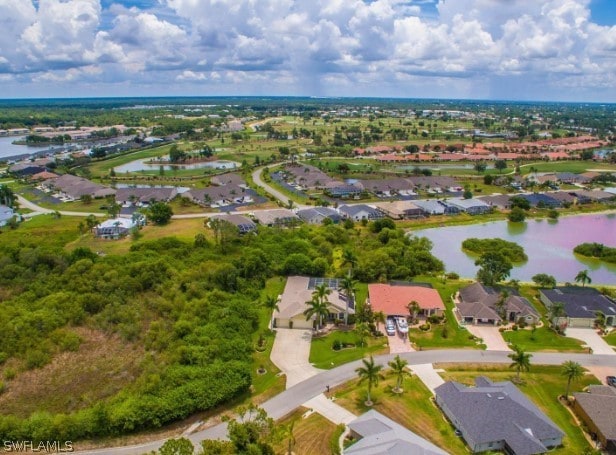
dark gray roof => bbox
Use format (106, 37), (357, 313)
(345, 410), (448, 455)
(435, 377), (563, 455)
(458, 283), (539, 322)
(573, 386), (616, 440)
(296, 207), (342, 223)
(540, 287), (616, 319)
(115, 187), (177, 203)
(339, 204), (380, 217)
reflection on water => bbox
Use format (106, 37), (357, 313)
(417, 213), (616, 284)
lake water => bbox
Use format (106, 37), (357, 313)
(416, 213), (616, 284)
(114, 158), (239, 173)
(0, 136), (53, 160)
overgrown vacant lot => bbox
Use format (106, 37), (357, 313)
(0, 328), (144, 417)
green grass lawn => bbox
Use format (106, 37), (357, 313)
(309, 331), (389, 370)
(1, 214), (82, 248)
(605, 330), (616, 347)
(273, 408), (341, 455)
(407, 276), (481, 350)
(439, 364), (601, 455)
(334, 372), (467, 454)
(502, 326), (586, 352)
(250, 277), (287, 403)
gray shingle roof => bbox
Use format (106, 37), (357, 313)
(540, 287), (616, 319)
(435, 377), (563, 455)
(573, 386), (616, 441)
(458, 283), (539, 322)
(345, 410), (448, 455)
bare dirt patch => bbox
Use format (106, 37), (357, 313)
(0, 327), (145, 417)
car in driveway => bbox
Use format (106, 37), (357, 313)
(385, 318), (396, 336)
(396, 317), (409, 334)
(608, 376), (616, 387)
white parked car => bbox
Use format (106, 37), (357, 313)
(396, 317), (409, 334)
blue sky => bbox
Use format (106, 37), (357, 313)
(0, 0), (615, 101)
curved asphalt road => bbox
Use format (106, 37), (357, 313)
(76, 349), (616, 454)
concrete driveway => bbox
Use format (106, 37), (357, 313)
(409, 364), (445, 393)
(566, 328), (616, 355)
(464, 324), (511, 351)
(270, 328), (321, 388)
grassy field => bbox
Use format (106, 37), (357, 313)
(438, 364), (601, 455)
(273, 408), (341, 455)
(66, 217), (208, 255)
(0, 214), (82, 248)
(520, 161), (616, 175)
(334, 371), (467, 454)
(0, 327), (145, 417)
(407, 276), (481, 350)
(502, 326), (586, 352)
(309, 331), (389, 370)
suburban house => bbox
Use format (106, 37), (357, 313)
(252, 208), (300, 227)
(338, 204), (383, 221)
(479, 194), (512, 209)
(518, 193), (561, 208)
(413, 199), (446, 215)
(573, 189), (615, 203)
(435, 377), (564, 454)
(208, 214), (256, 234)
(323, 181), (363, 198)
(210, 173), (247, 187)
(279, 163), (335, 189)
(0, 205), (15, 227)
(358, 178), (414, 198)
(184, 184), (251, 208)
(455, 282), (540, 326)
(273, 276), (353, 329)
(372, 200), (424, 219)
(447, 198), (491, 215)
(116, 187), (178, 206)
(94, 217), (141, 239)
(368, 283), (445, 319)
(42, 174), (116, 200)
(296, 207), (342, 224)
(573, 385), (616, 453)
(539, 287), (616, 328)
(344, 410), (448, 455)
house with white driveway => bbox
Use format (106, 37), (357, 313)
(540, 286), (616, 328)
(273, 276), (353, 329)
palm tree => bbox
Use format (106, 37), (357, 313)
(508, 345), (532, 382)
(284, 420), (296, 455)
(341, 249), (357, 274)
(303, 296), (329, 330)
(575, 269), (592, 287)
(388, 355), (409, 394)
(355, 322), (371, 347)
(355, 356), (384, 406)
(339, 275), (357, 326)
(561, 361), (584, 398)
(548, 301), (565, 329)
(407, 301), (420, 323)
(263, 295), (279, 328)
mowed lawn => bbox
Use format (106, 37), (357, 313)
(309, 331), (389, 370)
(438, 364), (601, 455)
(502, 326), (586, 352)
(273, 408), (341, 455)
(334, 372), (467, 454)
(605, 330), (616, 347)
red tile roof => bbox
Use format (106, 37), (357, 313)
(368, 284), (445, 315)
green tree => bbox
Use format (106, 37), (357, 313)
(263, 295), (279, 328)
(355, 356), (384, 406)
(303, 296), (329, 330)
(227, 404), (275, 455)
(407, 300), (420, 322)
(355, 322), (371, 347)
(574, 269), (592, 287)
(388, 355), (409, 394)
(508, 345), (532, 382)
(0, 184), (16, 208)
(148, 202), (173, 225)
(474, 161), (487, 174)
(158, 438), (194, 455)
(209, 218), (239, 252)
(338, 275), (356, 326)
(341, 249), (357, 274)
(508, 207), (526, 222)
(561, 360), (584, 398)
(532, 273), (556, 288)
(548, 301), (565, 329)
(475, 251), (513, 286)
(494, 160), (507, 173)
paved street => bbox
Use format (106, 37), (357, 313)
(75, 349), (616, 455)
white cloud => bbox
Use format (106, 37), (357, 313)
(0, 0), (614, 100)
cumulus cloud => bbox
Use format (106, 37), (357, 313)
(0, 0), (614, 100)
